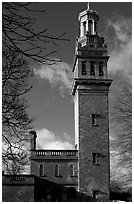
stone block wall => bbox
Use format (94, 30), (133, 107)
(77, 84), (110, 201)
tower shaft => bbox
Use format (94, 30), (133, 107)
(72, 4), (112, 201)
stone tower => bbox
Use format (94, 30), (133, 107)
(71, 3), (112, 201)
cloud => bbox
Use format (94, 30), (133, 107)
(34, 61), (73, 96)
(36, 128), (74, 150)
(107, 15), (132, 119)
(106, 15), (132, 76)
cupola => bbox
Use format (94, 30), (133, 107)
(79, 3), (99, 37)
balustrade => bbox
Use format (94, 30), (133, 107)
(35, 150), (77, 157)
(9, 175), (26, 181)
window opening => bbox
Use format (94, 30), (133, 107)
(92, 153), (100, 165)
(89, 20), (92, 34)
(90, 61), (95, 75)
(55, 164), (59, 177)
(40, 164), (44, 177)
(91, 114), (97, 125)
(70, 164), (74, 177)
(81, 61), (86, 75)
(99, 62), (103, 76)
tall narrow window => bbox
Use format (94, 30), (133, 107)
(81, 61), (86, 75)
(55, 164), (59, 177)
(83, 21), (86, 36)
(70, 164), (74, 177)
(99, 62), (103, 76)
(91, 114), (97, 125)
(92, 153), (99, 165)
(89, 20), (92, 34)
(90, 62), (95, 75)
(40, 164), (44, 177)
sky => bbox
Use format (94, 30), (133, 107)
(24, 2), (132, 150)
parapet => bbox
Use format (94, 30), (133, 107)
(31, 149), (78, 161)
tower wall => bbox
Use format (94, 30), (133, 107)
(75, 84), (110, 201)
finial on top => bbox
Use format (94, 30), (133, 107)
(87, 2), (90, 10)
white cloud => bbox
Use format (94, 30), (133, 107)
(34, 61), (73, 96)
(106, 15), (132, 76)
(108, 40), (131, 76)
(36, 128), (74, 150)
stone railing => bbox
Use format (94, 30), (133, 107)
(31, 150), (78, 160)
(9, 175), (26, 181)
(36, 150), (77, 156)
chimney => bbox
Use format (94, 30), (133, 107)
(29, 131), (37, 150)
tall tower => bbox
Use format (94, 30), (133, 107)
(71, 3), (112, 201)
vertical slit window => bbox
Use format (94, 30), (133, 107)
(40, 164), (44, 177)
(91, 114), (97, 125)
(89, 20), (92, 34)
(92, 153), (99, 165)
(55, 164), (59, 177)
(99, 62), (103, 76)
(90, 62), (95, 75)
(81, 61), (86, 75)
(70, 164), (74, 177)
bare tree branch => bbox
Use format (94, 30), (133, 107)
(2, 2), (69, 64)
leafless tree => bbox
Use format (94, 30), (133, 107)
(2, 50), (32, 173)
(110, 74), (132, 194)
(2, 2), (69, 64)
(2, 2), (69, 173)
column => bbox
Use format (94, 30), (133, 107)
(92, 20), (95, 35)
